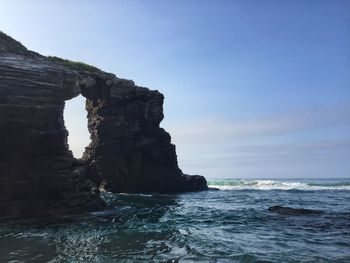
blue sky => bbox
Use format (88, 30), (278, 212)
(1, 0), (349, 178)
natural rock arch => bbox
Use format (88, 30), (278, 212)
(0, 32), (207, 219)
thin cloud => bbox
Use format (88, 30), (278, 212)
(164, 106), (350, 178)
(166, 106), (350, 144)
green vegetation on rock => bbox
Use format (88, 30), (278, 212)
(0, 31), (101, 72)
(47, 56), (100, 72)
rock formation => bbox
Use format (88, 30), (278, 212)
(0, 32), (207, 219)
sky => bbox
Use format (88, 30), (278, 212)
(1, 0), (349, 178)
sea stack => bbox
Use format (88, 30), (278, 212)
(0, 32), (207, 219)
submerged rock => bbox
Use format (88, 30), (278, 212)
(0, 32), (207, 219)
(268, 205), (323, 216)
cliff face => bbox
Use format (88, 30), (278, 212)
(0, 32), (207, 219)
(0, 52), (104, 218)
(80, 74), (207, 193)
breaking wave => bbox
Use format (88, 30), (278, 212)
(208, 179), (350, 190)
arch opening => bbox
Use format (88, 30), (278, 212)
(64, 94), (90, 158)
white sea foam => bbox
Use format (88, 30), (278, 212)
(208, 179), (350, 191)
(118, 193), (153, 197)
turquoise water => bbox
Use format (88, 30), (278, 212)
(0, 178), (350, 262)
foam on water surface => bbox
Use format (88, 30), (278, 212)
(208, 178), (350, 190)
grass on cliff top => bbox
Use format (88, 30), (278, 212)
(47, 56), (100, 72)
(0, 31), (101, 72)
(0, 31), (29, 55)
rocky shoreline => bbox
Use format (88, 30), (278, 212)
(0, 32), (207, 219)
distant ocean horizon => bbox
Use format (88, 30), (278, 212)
(1, 177), (349, 262)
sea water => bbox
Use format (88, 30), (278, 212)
(0, 178), (349, 262)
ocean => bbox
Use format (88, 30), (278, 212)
(0, 178), (349, 262)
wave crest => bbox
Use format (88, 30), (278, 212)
(208, 179), (350, 190)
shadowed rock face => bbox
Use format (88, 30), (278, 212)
(80, 74), (207, 193)
(0, 32), (207, 218)
(0, 51), (105, 219)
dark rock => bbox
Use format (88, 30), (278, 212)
(0, 39), (105, 219)
(268, 205), (323, 216)
(81, 75), (208, 193)
(0, 32), (207, 218)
